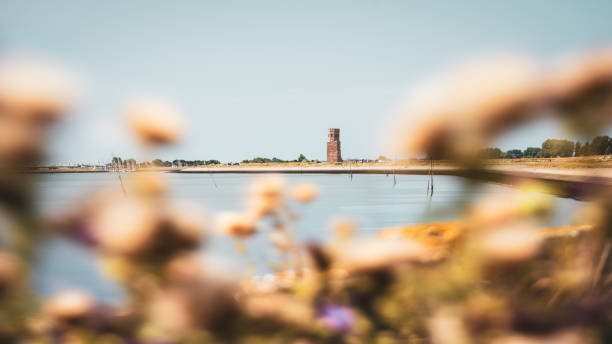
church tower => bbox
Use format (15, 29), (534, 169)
(326, 128), (342, 162)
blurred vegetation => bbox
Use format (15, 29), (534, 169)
(1, 49), (612, 344)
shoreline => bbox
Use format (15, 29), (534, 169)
(27, 163), (612, 200)
(27, 162), (612, 182)
(176, 165), (612, 199)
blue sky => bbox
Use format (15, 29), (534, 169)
(1, 1), (612, 163)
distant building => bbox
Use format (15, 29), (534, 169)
(327, 128), (342, 162)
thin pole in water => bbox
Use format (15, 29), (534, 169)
(428, 158), (434, 197)
(118, 174), (127, 196)
(392, 157), (397, 187)
(210, 173), (218, 189)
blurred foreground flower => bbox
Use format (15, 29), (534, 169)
(0, 59), (76, 121)
(94, 200), (206, 258)
(392, 49), (612, 163)
(247, 175), (286, 218)
(393, 56), (543, 161)
(0, 252), (22, 295)
(333, 238), (430, 273)
(124, 97), (184, 146)
(548, 48), (612, 133)
(469, 184), (554, 226)
(291, 182), (319, 203)
(148, 275), (238, 335)
(93, 198), (158, 256)
(217, 212), (257, 238)
(0, 59), (76, 169)
(45, 290), (94, 322)
(329, 217), (357, 241)
(479, 227), (543, 265)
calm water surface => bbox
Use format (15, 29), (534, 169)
(33, 173), (582, 302)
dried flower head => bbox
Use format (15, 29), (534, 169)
(0, 59), (76, 121)
(291, 182), (319, 203)
(428, 308), (471, 344)
(147, 287), (192, 333)
(247, 176), (286, 217)
(164, 202), (207, 244)
(0, 76), (70, 167)
(0, 115), (48, 164)
(330, 217), (357, 241)
(268, 230), (293, 252)
(124, 97), (184, 145)
(480, 227), (543, 264)
(469, 185), (554, 226)
(92, 198), (158, 255)
(125, 173), (168, 197)
(217, 212), (257, 238)
(0, 251), (22, 293)
(549, 49), (612, 99)
(547, 48), (612, 133)
(393, 56), (542, 159)
(148, 275), (238, 334)
(45, 290), (95, 321)
(334, 238), (429, 273)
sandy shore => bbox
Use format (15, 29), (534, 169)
(179, 165), (457, 174)
(179, 164), (612, 180)
(178, 164), (612, 200)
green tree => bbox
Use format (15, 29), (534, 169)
(479, 147), (504, 159)
(589, 136), (610, 155)
(298, 154), (308, 162)
(504, 149), (523, 159)
(579, 142), (592, 156)
(523, 147), (542, 158)
(152, 159), (164, 167)
(541, 139), (574, 157)
(124, 158), (137, 170)
(111, 156), (123, 168)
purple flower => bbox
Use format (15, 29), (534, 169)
(318, 304), (355, 333)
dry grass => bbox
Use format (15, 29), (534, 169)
(483, 155), (612, 169)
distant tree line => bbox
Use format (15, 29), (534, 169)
(480, 135), (612, 159)
(108, 157), (221, 169)
(242, 154), (318, 163)
(106, 154), (319, 168)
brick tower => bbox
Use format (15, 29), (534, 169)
(327, 128), (342, 162)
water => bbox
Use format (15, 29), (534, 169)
(32, 172), (582, 302)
